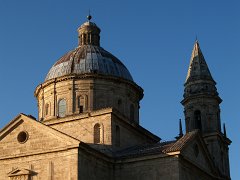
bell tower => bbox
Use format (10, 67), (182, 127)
(181, 40), (231, 179)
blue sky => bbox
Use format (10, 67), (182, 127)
(0, 1), (239, 179)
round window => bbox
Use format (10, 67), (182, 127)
(17, 131), (29, 143)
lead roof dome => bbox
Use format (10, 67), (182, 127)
(45, 17), (133, 82)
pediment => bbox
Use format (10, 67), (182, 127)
(0, 114), (80, 159)
(8, 168), (37, 177)
(179, 132), (216, 174)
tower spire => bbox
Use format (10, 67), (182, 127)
(182, 40), (222, 132)
(183, 40), (220, 101)
(179, 119), (183, 137)
(223, 123), (227, 137)
(175, 119), (183, 139)
(185, 40), (214, 84)
(181, 40), (231, 177)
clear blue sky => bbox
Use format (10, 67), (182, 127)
(0, 0), (239, 179)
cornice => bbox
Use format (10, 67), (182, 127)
(34, 73), (143, 99)
(181, 93), (222, 105)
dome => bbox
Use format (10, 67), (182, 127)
(45, 45), (133, 81)
(45, 17), (133, 82)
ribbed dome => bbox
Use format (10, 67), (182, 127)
(45, 17), (133, 82)
(45, 45), (133, 81)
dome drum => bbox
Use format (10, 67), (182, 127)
(35, 76), (143, 122)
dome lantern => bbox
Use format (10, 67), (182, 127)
(78, 15), (101, 46)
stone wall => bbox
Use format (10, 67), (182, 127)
(47, 110), (113, 145)
(114, 156), (179, 180)
(179, 157), (214, 180)
(78, 148), (113, 180)
(0, 149), (78, 180)
(46, 108), (158, 150)
(111, 113), (157, 150)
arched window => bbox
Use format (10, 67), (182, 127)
(118, 99), (122, 106)
(130, 104), (135, 122)
(117, 99), (123, 112)
(58, 99), (66, 117)
(194, 110), (202, 130)
(45, 103), (49, 116)
(94, 123), (101, 144)
(116, 125), (120, 147)
(77, 95), (88, 113)
(78, 96), (84, 113)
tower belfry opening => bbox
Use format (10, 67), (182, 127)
(194, 110), (202, 130)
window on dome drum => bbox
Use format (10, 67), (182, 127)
(115, 125), (120, 147)
(194, 110), (202, 130)
(45, 103), (49, 116)
(78, 96), (84, 113)
(58, 99), (67, 117)
(94, 123), (101, 144)
(117, 99), (123, 112)
(77, 95), (88, 113)
(130, 104), (135, 122)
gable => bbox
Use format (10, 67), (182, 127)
(0, 114), (80, 159)
(180, 134), (215, 175)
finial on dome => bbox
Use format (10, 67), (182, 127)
(195, 35), (198, 42)
(87, 10), (92, 21)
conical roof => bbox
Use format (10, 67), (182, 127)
(185, 40), (214, 84)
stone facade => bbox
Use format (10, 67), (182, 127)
(35, 75), (142, 124)
(0, 17), (231, 180)
(0, 114), (80, 180)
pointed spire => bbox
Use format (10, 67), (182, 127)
(223, 123), (227, 137)
(175, 119), (183, 140)
(185, 40), (214, 84)
(179, 119), (183, 137)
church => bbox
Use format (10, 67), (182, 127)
(0, 15), (231, 180)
